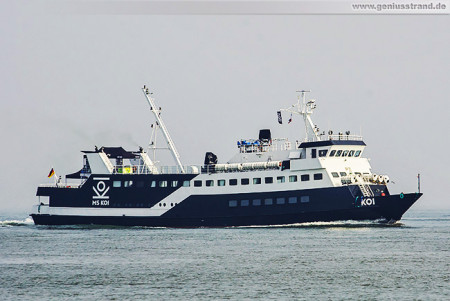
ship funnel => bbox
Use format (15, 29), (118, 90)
(259, 129), (271, 142)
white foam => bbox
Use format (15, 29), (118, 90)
(0, 217), (34, 227)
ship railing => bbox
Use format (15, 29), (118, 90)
(38, 183), (81, 188)
(111, 164), (201, 175)
(327, 134), (363, 141)
(238, 138), (292, 153)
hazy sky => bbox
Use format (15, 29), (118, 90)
(1, 1), (449, 214)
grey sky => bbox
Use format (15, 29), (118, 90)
(1, 1), (449, 214)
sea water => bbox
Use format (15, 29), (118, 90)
(0, 209), (448, 300)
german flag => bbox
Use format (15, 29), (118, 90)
(48, 168), (55, 178)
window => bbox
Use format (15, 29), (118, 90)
(331, 172), (339, 178)
(311, 149), (317, 158)
(136, 181), (144, 188)
(355, 150), (361, 157)
(253, 178), (261, 184)
(229, 200), (238, 207)
(319, 150), (328, 157)
(339, 172), (347, 177)
(276, 197), (286, 205)
(229, 179), (238, 186)
(336, 150), (343, 157)
(124, 181), (133, 187)
(329, 150), (336, 157)
(277, 176), (285, 183)
(288, 197), (298, 204)
(253, 199), (261, 206)
(289, 175), (298, 182)
(218, 179), (225, 186)
(314, 173), (323, 180)
(206, 180), (214, 187)
(265, 177), (273, 184)
(171, 180), (178, 187)
(150, 181), (156, 188)
(113, 181), (121, 188)
(194, 180), (202, 187)
(301, 196), (310, 203)
(159, 181), (167, 187)
(241, 178), (249, 185)
(342, 150), (349, 157)
(348, 150), (355, 157)
(183, 180), (190, 187)
(264, 198), (273, 205)
(301, 174), (310, 181)
(241, 200), (249, 207)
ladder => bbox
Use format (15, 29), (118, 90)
(355, 176), (374, 197)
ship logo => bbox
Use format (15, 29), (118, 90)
(92, 177), (110, 206)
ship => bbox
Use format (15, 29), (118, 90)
(30, 86), (422, 227)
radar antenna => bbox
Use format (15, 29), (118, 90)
(280, 90), (321, 142)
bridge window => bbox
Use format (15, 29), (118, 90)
(159, 181), (167, 187)
(150, 181), (156, 187)
(264, 198), (273, 205)
(206, 180), (214, 187)
(171, 181), (178, 187)
(348, 150), (355, 157)
(253, 178), (261, 184)
(314, 173), (323, 180)
(229, 200), (238, 207)
(289, 175), (298, 182)
(194, 180), (202, 187)
(241, 178), (249, 185)
(301, 196), (310, 203)
(136, 181), (144, 188)
(336, 150), (343, 157)
(301, 174), (310, 181)
(218, 179), (225, 186)
(355, 150), (361, 157)
(265, 177), (273, 184)
(241, 199), (249, 207)
(288, 196), (298, 204)
(329, 150), (336, 156)
(311, 149), (317, 158)
(229, 179), (238, 186)
(340, 172), (347, 177)
(342, 150), (349, 156)
(253, 199), (261, 206)
(113, 181), (121, 188)
(277, 176), (285, 183)
(319, 150), (328, 157)
(331, 172), (339, 178)
(183, 180), (190, 187)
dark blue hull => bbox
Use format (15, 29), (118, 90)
(31, 192), (422, 227)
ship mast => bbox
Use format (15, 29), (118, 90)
(281, 90), (321, 142)
(142, 86), (185, 173)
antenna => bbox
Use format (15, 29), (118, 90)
(280, 89), (320, 142)
(142, 86), (185, 173)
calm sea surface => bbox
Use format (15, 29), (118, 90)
(1, 209), (449, 300)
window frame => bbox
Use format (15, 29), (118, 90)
(265, 177), (273, 184)
(301, 174), (310, 181)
